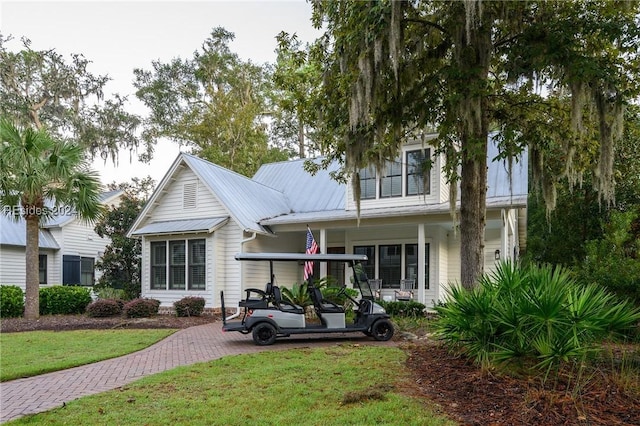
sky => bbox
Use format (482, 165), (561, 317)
(0, 0), (322, 185)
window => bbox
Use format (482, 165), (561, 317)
(169, 241), (186, 290)
(405, 243), (430, 289)
(380, 159), (402, 198)
(80, 257), (94, 286)
(151, 242), (167, 289)
(188, 240), (206, 290)
(39, 254), (47, 284)
(359, 166), (377, 200)
(327, 247), (346, 286)
(150, 239), (206, 290)
(406, 149), (430, 195)
(379, 244), (401, 288)
(354, 246), (375, 282)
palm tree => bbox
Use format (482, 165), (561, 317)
(0, 118), (102, 319)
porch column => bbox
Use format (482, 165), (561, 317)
(320, 228), (327, 277)
(417, 223), (425, 304)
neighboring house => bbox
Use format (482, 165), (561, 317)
(128, 134), (527, 309)
(0, 190), (123, 289)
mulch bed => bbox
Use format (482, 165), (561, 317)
(0, 314), (216, 333)
(403, 340), (640, 426)
(2, 315), (639, 425)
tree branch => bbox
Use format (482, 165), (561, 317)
(404, 18), (448, 36)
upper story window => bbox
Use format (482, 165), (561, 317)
(357, 147), (432, 201)
(359, 166), (377, 200)
(406, 149), (431, 196)
(380, 159), (402, 198)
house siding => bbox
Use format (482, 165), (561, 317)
(0, 246), (57, 288)
(148, 167), (226, 223)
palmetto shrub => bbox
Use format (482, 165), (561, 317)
(435, 261), (640, 372)
(281, 282), (313, 308)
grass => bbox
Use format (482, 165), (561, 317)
(0, 329), (176, 381)
(7, 345), (455, 426)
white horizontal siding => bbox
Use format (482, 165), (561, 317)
(57, 219), (111, 283)
(149, 167), (227, 223)
(0, 246), (57, 289)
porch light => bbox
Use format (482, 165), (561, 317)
(494, 249), (501, 261)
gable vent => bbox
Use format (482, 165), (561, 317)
(183, 182), (197, 209)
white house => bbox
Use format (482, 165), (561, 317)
(128, 135), (527, 309)
(0, 190), (123, 288)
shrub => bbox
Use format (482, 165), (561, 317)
(281, 282), (313, 308)
(39, 286), (92, 315)
(322, 286), (359, 311)
(380, 300), (426, 318)
(173, 296), (206, 317)
(0, 285), (24, 318)
(94, 286), (127, 301)
(123, 298), (160, 318)
(86, 299), (123, 317)
(435, 261), (640, 372)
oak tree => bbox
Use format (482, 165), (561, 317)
(311, 1), (640, 287)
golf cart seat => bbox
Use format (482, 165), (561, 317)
(310, 287), (344, 314)
(272, 286), (305, 314)
(239, 282), (273, 309)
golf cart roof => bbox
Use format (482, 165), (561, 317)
(234, 252), (368, 262)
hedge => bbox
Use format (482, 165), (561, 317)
(0, 285), (24, 318)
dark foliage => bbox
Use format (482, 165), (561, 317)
(173, 296), (206, 317)
(0, 285), (24, 318)
(39, 286), (92, 315)
(123, 298), (161, 318)
(95, 179), (153, 300)
(85, 299), (123, 318)
(379, 300), (426, 317)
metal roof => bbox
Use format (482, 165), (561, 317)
(182, 154), (291, 234)
(0, 215), (60, 249)
(131, 217), (228, 236)
(0, 191), (120, 248)
(253, 158), (344, 212)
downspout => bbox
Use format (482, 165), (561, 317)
(224, 231), (258, 321)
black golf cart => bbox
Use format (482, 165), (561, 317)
(221, 252), (394, 345)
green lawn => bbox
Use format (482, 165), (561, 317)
(0, 329), (175, 381)
(7, 344), (454, 425)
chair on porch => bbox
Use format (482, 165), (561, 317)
(366, 279), (382, 300)
(394, 279), (415, 302)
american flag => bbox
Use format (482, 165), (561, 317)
(304, 227), (318, 280)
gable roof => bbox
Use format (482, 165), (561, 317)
(129, 153), (291, 237)
(0, 190), (122, 249)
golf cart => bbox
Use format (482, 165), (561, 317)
(221, 252), (394, 345)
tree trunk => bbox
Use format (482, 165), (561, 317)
(459, 137), (488, 288)
(455, 5), (491, 289)
(24, 215), (41, 319)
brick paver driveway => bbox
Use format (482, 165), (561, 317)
(0, 322), (397, 423)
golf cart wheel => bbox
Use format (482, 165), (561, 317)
(252, 322), (277, 346)
(370, 319), (394, 341)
